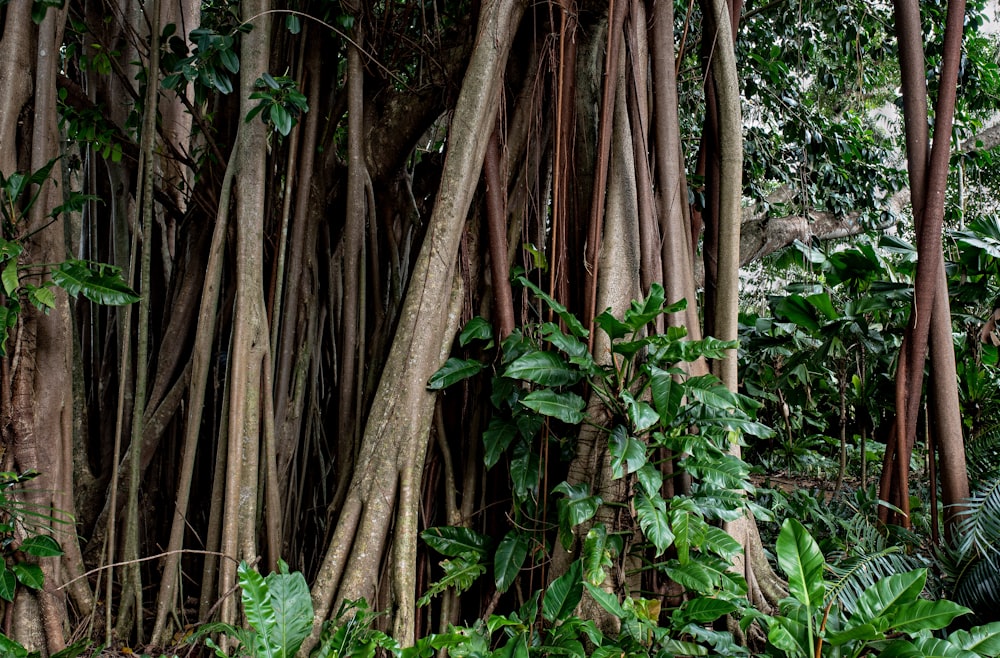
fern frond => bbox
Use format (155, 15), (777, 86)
(826, 546), (924, 614)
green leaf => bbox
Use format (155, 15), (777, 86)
(264, 568), (313, 657)
(494, 531), (528, 592)
(2, 261), (17, 296)
(947, 622), (1000, 656)
(0, 566), (16, 602)
(622, 282), (666, 328)
(543, 560), (583, 623)
(608, 425), (646, 478)
(649, 366), (683, 425)
(270, 104), (293, 136)
(594, 310), (630, 341)
(482, 417), (518, 469)
(635, 492), (673, 556)
(11, 563), (44, 590)
(0, 631), (27, 658)
(285, 14), (301, 33)
(678, 598), (737, 624)
(459, 316), (492, 346)
(504, 351), (581, 386)
(19, 535), (63, 557)
(553, 481), (602, 549)
(538, 322), (589, 360)
(582, 524), (613, 586)
(908, 635), (980, 658)
(853, 569), (927, 624)
(635, 462), (663, 497)
(776, 518), (826, 611)
(218, 48), (240, 74)
(519, 389), (585, 424)
(621, 391), (659, 433)
(427, 357), (484, 389)
(421, 526), (490, 558)
(238, 562), (277, 658)
(582, 582), (626, 618)
(0, 238), (24, 261)
(26, 285), (56, 312)
(52, 260), (139, 305)
(889, 598), (970, 634)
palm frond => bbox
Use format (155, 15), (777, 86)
(951, 479), (1000, 567)
(965, 424), (1000, 485)
(826, 546), (924, 614)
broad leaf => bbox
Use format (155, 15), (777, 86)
(907, 635), (981, 658)
(459, 316), (493, 346)
(621, 391), (659, 433)
(583, 581), (626, 618)
(582, 524), (613, 586)
(482, 417), (518, 469)
(421, 526), (490, 558)
(649, 366), (683, 425)
(889, 598), (970, 634)
(0, 565), (15, 601)
(595, 310), (631, 341)
(1, 261), (17, 295)
(11, 563), (44, 590)
(239, 562), (277, 658)
(265, 568), (313, 657)
(52, 260), (139, 305)
(516, 276), (588, 338)
(776, 519), (826, 611)
(427, 358), (484, 389)
(635, 462), (663, 498)
(635, 492), (673, 556)
(504, 351), (581, 386)
(679, 597), (737, 624)
(947, 622), (1000, 656)
(19, 535), (63, 557)
(543, 560), (583, 623)
(853, 569), (927, 623)
(609, 425), (646, 478)
(494, 531), (529, 592)
(519, 389), (585, 424)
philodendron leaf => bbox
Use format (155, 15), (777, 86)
(504, 350), (582, 386)
(889, 598), (970, 634)
(776, 518), (826, 611)
(421, 526), (490, 558)
(582, 524), (613, 586)
(52, 260), (139, 305)
(265, 567), (313, 657)
(1, 260), (17, 295)
(239, 562), (278, 658)
(482, 417), (518, 469)
(459, 316), (493, 347)
(494, 530), (529, 592)
(11, 563), (44, 590)
(635, 492), (673, 556)
(852, 568), (927, 624)
(19, 535), (63, 557)
(543, 560), (583, 623)
(947, 622), (1000, 656)
(0, 566), (16, 601)
(553, 481), (602, 550)
(519, 389), (585, 424)
(621, 391), (659, 433)
(427, 357), (485, 389)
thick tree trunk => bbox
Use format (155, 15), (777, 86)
(303, 0), (525, 650)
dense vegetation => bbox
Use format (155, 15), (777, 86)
(0, 0), (999, 656)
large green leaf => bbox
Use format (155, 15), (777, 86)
(947, 622), (1000, 656)
(768, 615), (812, 658)
(19, 535), (62, 557)
(504, 351), (582, 386)
(682, 453), (751, 490)
(519, 389), (585, 424)
(635, 492), (673, 556)
(421, 526), (490, 558)
(889, 598), (970, 634)
(239, 562), (278, 658)
(582, 582), (626, 618)
(459, 316), (493, 346)
(609, 425), (646, 479)
(516, 276), (588, 338)
(582, 524), (613, 586)
(11, 563), (44, 590)
(621, 391), (659, 433)
(494, 531), (529, 592)
(52, 260), (139, 305)
(543, 560), (583, 623)
(482, 417), (518, 469)
(1, 261), (17, 296)
(853, 569), (926, 624)
(678, 597), (737, 624)
(776, 519), (826, 611)
(649, 366), (684, 425)
(265, 567), (313, 658)
(0, 631), (27, 658)
(0, 566), (15, 602)
(427, 357), (485, 389)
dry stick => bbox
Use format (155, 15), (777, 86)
(585, 0), (627, 353)
(64, 550), (239, 590)
(149, 130), (238, 647)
